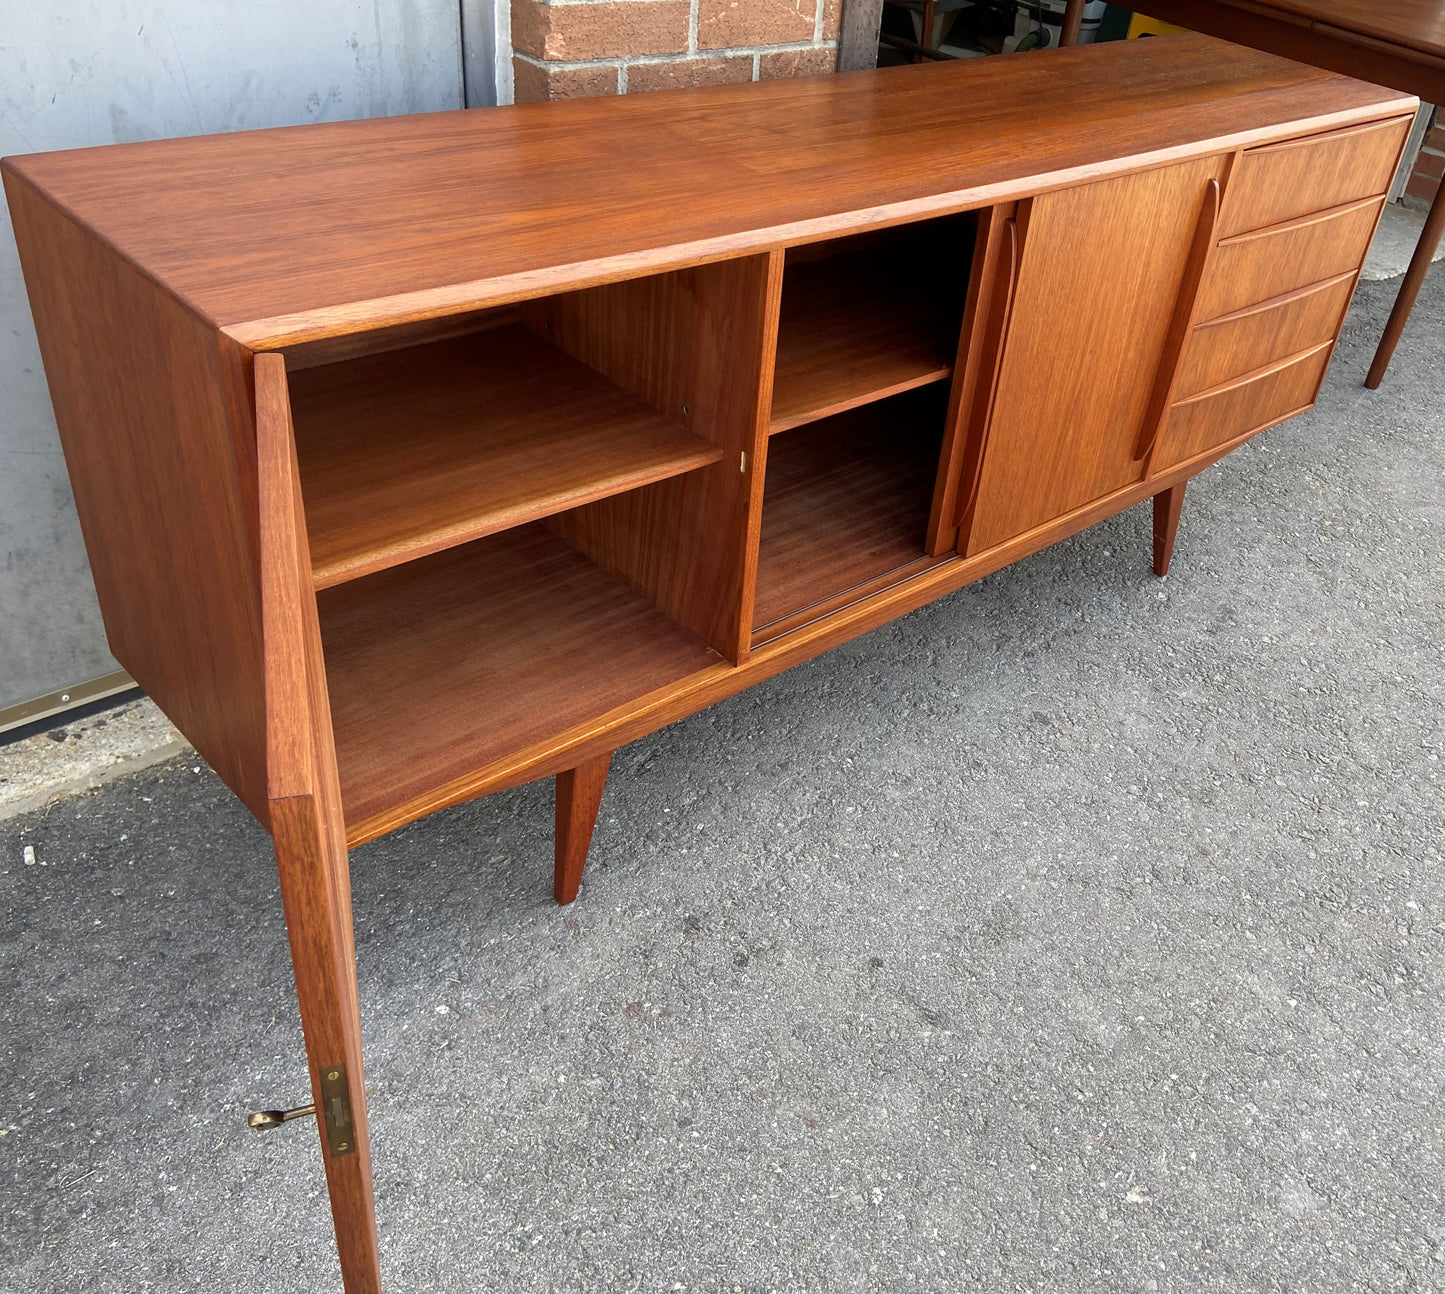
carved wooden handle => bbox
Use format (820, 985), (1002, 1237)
(1135, 177), (1221, 463)
(955, 215), (1020, 531)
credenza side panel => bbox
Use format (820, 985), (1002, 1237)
(963, 154), (1227, 554)
(3, 171), (269, 820)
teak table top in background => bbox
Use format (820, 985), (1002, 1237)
(1, 34), (1414, 347)
(1123, 0), (1445, 101)
(1248, 0), (1445, 63)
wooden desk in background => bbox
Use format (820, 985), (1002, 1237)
(1063, 0), (1445, 387)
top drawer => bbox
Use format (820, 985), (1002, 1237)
(1218, 116), (1411, 239)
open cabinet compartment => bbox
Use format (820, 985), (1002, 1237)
(770, 215), (975, 433)
(287, 255), (776, 839)
(753, 385), (956, 644)
(287, 312), (723, 589)
(316, 524), (722, 837)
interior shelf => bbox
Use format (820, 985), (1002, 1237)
(753, 388), (952, 640)
(770, 232), (968, 434)
(319, 523), (722, 836)
(290, 326), (723, 588)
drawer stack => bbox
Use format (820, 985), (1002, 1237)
(1152, 116), (1410, 472)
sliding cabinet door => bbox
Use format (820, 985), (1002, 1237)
(959, 156), (1225, 555)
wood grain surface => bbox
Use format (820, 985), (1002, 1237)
(1190, 0), (1445, 63)
(770, 231), (967, 432)
(753, 390), (945, 634)
(1152, 481), (1187, 577)
(1174, 271), (1356, 399)
(3, 36), (1412, 347)
(318, 525), (720, 833)
(290, 328), (721, 588)
(1115, 1), (1430, 392)
(966, 156), (1224, 553)
(533, 255), (777, 662)
(1195, 196), (1384, 320)
(925, 205), (1016, 556)
(1217, 115), (1409, 237)
(1152, 340), (1333, 471)
(947, 211), (1020, 555)
(1123, 2), (1445, 102)
(1, 169), (270, 820)
(255, 354), (380, 1294)
(554, 752), (613, 905)
(1133, 176), (1222, 464)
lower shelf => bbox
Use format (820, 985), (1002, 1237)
(318, 524), (722, 836)
(752, 389), (950, 641)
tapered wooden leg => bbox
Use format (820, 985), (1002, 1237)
(555, 752), (612, 905)
(1152, 481), (1186, 578)
(1366, 179), (1445, 389)
(271, 797), (381, 1294)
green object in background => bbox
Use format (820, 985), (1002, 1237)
(1098, 4), (1135, 41)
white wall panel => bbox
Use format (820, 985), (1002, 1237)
(0, 1), (465, 709)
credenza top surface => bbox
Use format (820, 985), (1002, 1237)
(2, 33), (1412, 346)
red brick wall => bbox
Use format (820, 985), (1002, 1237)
(1404, 109), (1442, 209)
(512, 0), (842, 102)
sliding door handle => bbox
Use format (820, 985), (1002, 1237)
(955, 214), (1020, 531)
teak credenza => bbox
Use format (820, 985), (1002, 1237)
(3, 35), (1414, 1292)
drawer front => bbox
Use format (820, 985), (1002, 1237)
(1174, 273), (1355, 401)
(1218, 116), (1410, 239)
(1154, 342), (1331, 473)
(1195, 197), (1382, 321)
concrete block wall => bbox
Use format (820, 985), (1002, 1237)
(512, 0), (841, 101)
(1403, 108), (1442, 209)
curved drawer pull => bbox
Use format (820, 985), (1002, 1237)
(1135, 177), (1221, 463)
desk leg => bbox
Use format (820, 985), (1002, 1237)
(917, 0), (936, 59)
(272, 795), (382, 1294)
(1060, 0), (1084, 45)
(1366, 179), (1445, 389)
(555, 752), (613, 905)
(1152, 481), (1186, 578)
